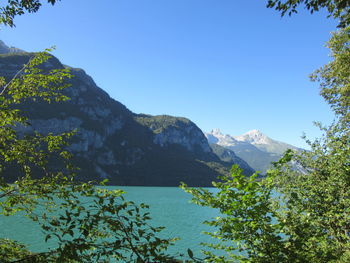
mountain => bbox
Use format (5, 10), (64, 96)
(0, 40), (24, 54)
(234, 129), (299, 155)
(205, 129), (300, 174)
(0, 41), (254, 186)
(209, 144), (255, 175)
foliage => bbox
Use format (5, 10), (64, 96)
(183, 26), (350, 262)
(269, 26), (350, 262)
(135, 114), (192, 134)
(183, 132), (349, 262)
(0, 51), (186, 262)
(0, 0), (60, 27)
(266, 0), (350, 28)
(311, 26), (350, 123)
(181, 166), (285, 262)
(0, 239), (32, 262)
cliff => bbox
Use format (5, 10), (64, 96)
(0, 45), (254, 186)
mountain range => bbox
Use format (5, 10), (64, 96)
(0, 40), (254, 186)
(205, 128), (300, 173)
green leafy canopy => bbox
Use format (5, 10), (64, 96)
(0, 0), (60, 27)
(266, 0), (350, 28)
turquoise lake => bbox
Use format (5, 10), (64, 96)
(0, 186), (220, 258)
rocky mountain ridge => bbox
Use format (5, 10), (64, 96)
(205, 129), (300, 173)
(0, 40), (24, 54)
(0, 41), (254, 186)
(234, 129), (273, 145)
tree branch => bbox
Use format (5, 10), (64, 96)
(0, 55), (34, 96)
(0, 189), (16, 198)
(10, 251), (52, 263)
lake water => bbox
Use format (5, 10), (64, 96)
(0, 186), (220, 258)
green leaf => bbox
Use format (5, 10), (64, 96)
(187, 248), (194, 258)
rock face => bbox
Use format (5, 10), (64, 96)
(0, 41), (254, 186)
(136, 115), (211, 153)
(0, 40), (24, 54)
(205, 129), (300, 174)
(209, 144), (255, 176)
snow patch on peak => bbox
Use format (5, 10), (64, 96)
(211, 128), (222, 135)
(205, 129), (238, 147)
(205, 128), (276, 147)
(235, 129), (270, 145)
(246, 129), (262, 135)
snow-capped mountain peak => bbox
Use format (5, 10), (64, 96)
(205, 129), (301, 173)
(205, 128), (237, 146)
(246, 129), (262, 135)
(204, 128), (301, 174)
(211, 128), (223, 136)
(234, 129), (271, 145)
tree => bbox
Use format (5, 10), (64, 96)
(182, 25), (350, 263)
(311, 26), (350, 122)
(0, 0), (60, 27)
(266, 0), (350, 28)
(181, 166), (285, 262)
(0, 51), (189, 262)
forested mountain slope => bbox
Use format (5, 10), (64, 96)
(0, 42), (254, 186)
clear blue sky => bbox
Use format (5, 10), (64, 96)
(0, 0), (338, 148)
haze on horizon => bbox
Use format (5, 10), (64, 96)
(0, 0), (338, 148)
